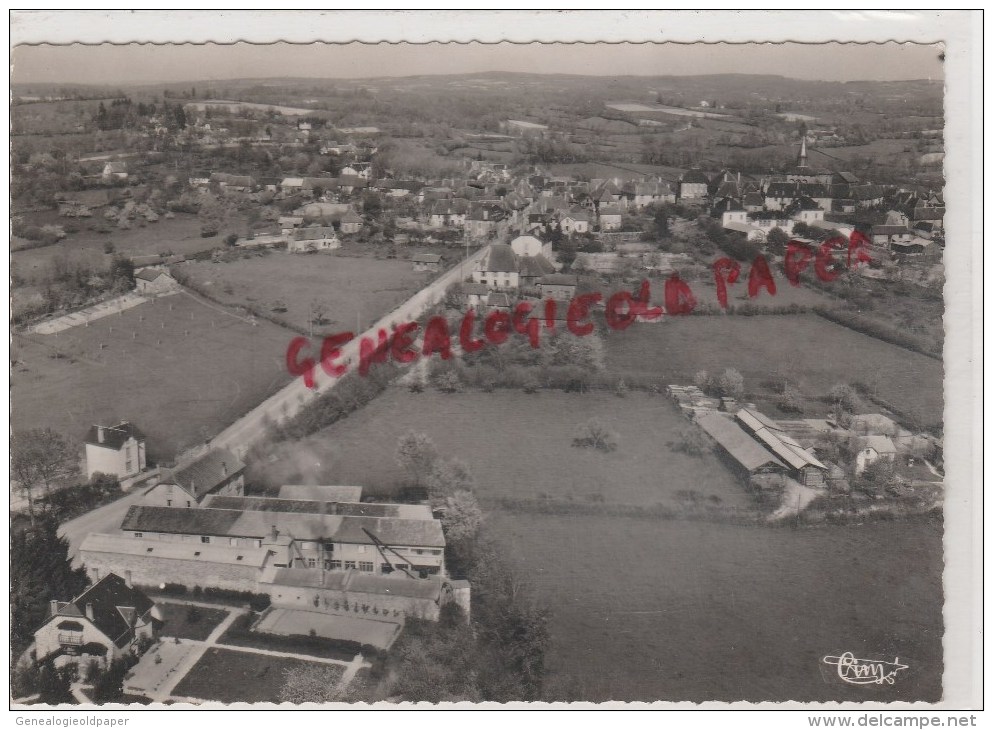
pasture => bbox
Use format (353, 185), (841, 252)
(255, 389), (748, 509)
(489, 512), (943, 702)
(180, 252), (438, 336)
(12, 213), (218, 284)
(603, 314), (944, 428)
(172, 648), (342, 704)
(10, 292), (292, 462)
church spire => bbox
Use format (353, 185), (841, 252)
(797, 137), (808, 169)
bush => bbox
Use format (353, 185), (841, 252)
(572, 418), (618, 452)
(162, 583), (187, 595)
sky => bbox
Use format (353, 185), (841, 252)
(12, 41), (944, 87)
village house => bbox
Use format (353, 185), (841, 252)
(558, 208), (591, 235)
(856, 435), (898, 474)
(412, 253), (443, 273)
(517, 252), (556, 290)
(509, 234), (551, 259)
(461, 282), (490, 308)
(279, 177), (306, 195)
(711, 197), (748, 227)
(428, 199), (468, 229)
(338, 209), (364, 235)
(623, 180), (676, 209)
(33, 573), (157, 667)
(764, 181), (799, 211)
(871, 224), (913, 247)
(598, 205), (623, 231)
(288, 226), (340, 253)
(102, 161), (128, 182)
(787, 196), (826, 224)
(466, 203), (506, 240)
(142, 448), (246, 508)
(84, 422), (147, 480)
(133, 268), (178, 295)
(538, 273), (578, 301)
(472, 243), (519, 290)
(279, 215), (304, 235)
(678, 170), (710, 201)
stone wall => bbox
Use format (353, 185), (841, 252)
(83, 551), (260, 593)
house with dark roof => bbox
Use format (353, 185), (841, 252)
(34, 573), (157, 665)
(736, 408), (828, 487)
(133, 267), (178, 295)
(711, 197), (747, 227)
(870, 224), (912, 247)
(539, 273), (578, 301)
(764, 181), (799, 211)
(472, 243), (519, 290)
(143, 448), (245, 508)
(678, 169), (710, 200)
(84, 422), (146, 480)
(786, 196), (826, 225)
(412, 253), (443, 272)
(288, 226), (340, 253)
(517, 253), (556, 289)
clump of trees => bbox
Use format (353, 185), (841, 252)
(11, 428), (79, 526)
(694, 368), (745, 400)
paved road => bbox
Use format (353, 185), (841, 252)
(59, 488), (148, 563)
(209, 246), (487, 458)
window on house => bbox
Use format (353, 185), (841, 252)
(359, 562), (374, 572)
(344, 561), (357, 570)
(329, 560), (342, 570)
(194, 551), (201, 557)
(134, 532), (143, 538)
(358, 545), (367, 554)
(166, 500), (172, 507)
(415, 549), (425, 555)
(230, 538), (238, 546)
(200, 536), (211, 544)
(186, 501), (191, 508)
(236, 556), (244, 561)
(307, 558), (317, 568)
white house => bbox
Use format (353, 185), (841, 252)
(288, 226), (340, 253)
(33, 573), (157, 667)
(472, 243), (519, 290)
(509, 234), (550, 259)
(559, 208), (591, 235)
(102, 162), (128, 182)
(84, 422), (146, 480)
(856, 435), (898, 474)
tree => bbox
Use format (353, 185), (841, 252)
(10, 516), (89, 657)
(572, 418), (618, 452)
(693, 369), (711, 392)
(829, 383), (862, 413)
(395, 431), (438, 487)
(716, 368), (745, 399)
(11, 428), (79, 524)
(436, 370), (463, 394)
(108, 254), (136, 292)
(426, 457), (475, 499)
(779, 382), (804, 414)
(441, 490), (483, 544)
(792, 221), (812, 238)
(653, 207), (670, 239)
(36, 659), (73, 705)
(766, 227), (789, 255)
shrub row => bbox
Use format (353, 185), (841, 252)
(147, 583), (271, 611)
(813, 307), (941, 360)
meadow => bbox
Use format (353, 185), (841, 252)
(180, 252), (435, 336)
(490, 511), (943, 702)
(255, 389), (748, 509)
(10, 292), (292, 462)
(603, 314), (944, 428)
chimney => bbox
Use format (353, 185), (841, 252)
(271, 525), (279, 541)
(125, 570), (133, 589)
(97, 426), (105, 444)
(50, 600), (59, 617)
(85, 603), (95, 621)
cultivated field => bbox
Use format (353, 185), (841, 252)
(489, 511), (943, 702)
(11, 292), (292, 462)
(603, 314), (944, 428)
(180, 252), (436, 336)
(172, 647), (342, 703)
(157, 602), (231, 642)
(255, 389), (748, 509)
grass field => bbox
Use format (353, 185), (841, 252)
(603, 314), (943, 427)
(180, 252), (436, 336)
(157, 602), (231, 641)
(256, 389), (748, 509)
(172, 647), (342, 704)
(489, 511), (943, 702)
(10, 292), (292, 462)
(11, 213), (222, 280)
